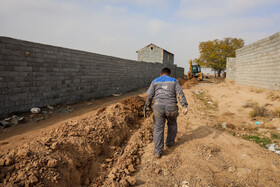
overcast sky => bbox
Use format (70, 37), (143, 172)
(0, 0), (279, 72)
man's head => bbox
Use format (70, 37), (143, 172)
(161, 67), (171, 76)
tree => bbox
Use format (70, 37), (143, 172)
(195, 37), (244, 77)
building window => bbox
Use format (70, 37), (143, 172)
(151, 47), (153, 50)
(168, 55), (171, 61)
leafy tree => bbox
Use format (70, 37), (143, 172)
(195, 37), (244, 77)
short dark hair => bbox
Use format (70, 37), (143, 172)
(161, 67), (171, 75)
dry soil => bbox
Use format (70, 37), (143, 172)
(1, 79), (280, 187)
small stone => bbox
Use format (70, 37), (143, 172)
(0, 159), (5, 166)
(182, 181), (190, 187)
(42, 111), (48, 114)
(228, 166), (236, 173)
(125, 158), (132, 165)
(124, 168), (130, 175)
(101, 164), (107, 168)
(108, 173), (116, 179)
(53, 175), (58, 181)
(33, 161), (39, 168)
(47, 159), (58, 168)
(47, 105), (54, 110)
(50, 142), (59, 150)
(17, 149), (31, 158)
(128, 164), (135, 172)
(126, 176), (136, 185)
(5, 157), (14, 166)
(85, 126), (92, 134)
(120, 179), (129, 187)
(111, 168), (118, 174)
(30, 108), (41, 114)
(163, 169), (169, 176)
(222, 122), (227, 128)
(41, 137), (51, 144)
(17, 170), (26, 181)
(154, 168), (162, 174)
(28, 174), (38, 184)
(121, 163), (126, 169)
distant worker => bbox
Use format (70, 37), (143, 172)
(145, 67), (188, 158)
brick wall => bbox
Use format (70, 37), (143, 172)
(0, 37), (184, 117)
(226, 32), (280, 90)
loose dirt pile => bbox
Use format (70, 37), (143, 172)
(0, 96), (153, 187)
(177, 78), (199, 89)
(182, 79), (199, 89)
(177, 78), (186, 86)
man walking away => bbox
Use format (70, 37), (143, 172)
(145, 68), (188, 158)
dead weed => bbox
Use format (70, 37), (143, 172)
(249, 105), (268, 118)
(267, 91), (280, 101)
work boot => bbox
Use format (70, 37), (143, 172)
(166, 142), (175, 148)
(154, 152), (162, 158)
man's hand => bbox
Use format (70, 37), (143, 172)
(182, 107), (188, 115)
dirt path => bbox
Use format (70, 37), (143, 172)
(135, 82), (280, 186)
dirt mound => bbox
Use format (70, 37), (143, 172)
(182, 78), (199, 89)
(102, 117), (154, 186)
(177, 78), (186, 86)
(0, 96), (150, 187)
(177, 78), (201, 89)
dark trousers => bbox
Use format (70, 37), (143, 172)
(153, 104), (179, 154)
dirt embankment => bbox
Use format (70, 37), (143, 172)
(0, 96), (154, 187)
(177, 78), (199, 89)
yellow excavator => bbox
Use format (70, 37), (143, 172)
(187, 60), (203, 81)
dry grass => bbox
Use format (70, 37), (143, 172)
(250, 87), (264, 93)
(256, 89), (264, 93)
(249, 104), (268, 118)
(273, 108), (280, 118)
(261, 122), (275, 129)
(267, 91), (280, 101)
(222, 112), (235, 116)
(243, 100), (258, 108)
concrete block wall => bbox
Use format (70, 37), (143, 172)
(226, 57), (236, 81)
(226, 32), (280, 90)
(163, 50), (174, 65)
(0, 37), (184, 117)
(137, 45), (162, 63)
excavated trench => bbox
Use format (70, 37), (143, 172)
(0, 96), (154, 187)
